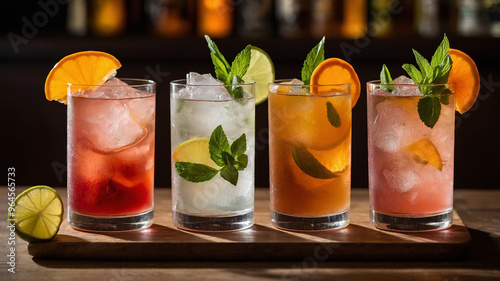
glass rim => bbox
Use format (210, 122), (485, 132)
(170, 78), (256, 87)
(367, 80), (455, 87)
(271, 79), (352, 87)
(67, 78), (156, 87)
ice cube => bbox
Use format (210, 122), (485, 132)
(392, 75), (422, 97)
(382, 156), (421, 193)
(270, 79), (306, 94)
(373, 99), (426, 152)
(180, 72), (232, 100)
(126, 95), (155, 127)
(73, 78), (147, 99)
(76, 98), (146, 152)
(112, 136), (154, 188)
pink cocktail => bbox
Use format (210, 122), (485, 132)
(367, 79), (455, 231)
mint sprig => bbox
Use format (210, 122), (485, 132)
(381, 35), (453, 128)
(301, 36), (325, 85)
(205, 35), (251, 98)
(380, 64), (394, 92)
(175, 125), (248, 186)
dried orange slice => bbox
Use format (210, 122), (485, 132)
(45, 51), (121, 103)
(310, 58), (361, 108)
(406, 137), (443, 171)
(448, 49), (480, 114)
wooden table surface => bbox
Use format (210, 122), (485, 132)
(1, 187), (499, 281)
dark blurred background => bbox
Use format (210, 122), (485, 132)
(1, 0), (499, 189)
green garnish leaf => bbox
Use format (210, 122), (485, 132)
(229, 76), (245, 99)
(205, 35), (230, 83)
(205, 36), (252, 98)
(418, 96), (441, 128)
(235, 154), (248, 171)
(399, 35), (453, 128)
(431, 34), (450, 69)
(220, 164), (239, 186)
(380, 64), (394, 92)
(209, 125), (230, 167)
(174, 162), (219, 183)
(227, 45), (251, 84)
(326, 101), (341, 128)
(412, 49), (433, 82)
(301, 36), (325, 85)
(175, 125), (248, 186)
(231, 134), (247, 157)
(291, 146), (338, 179)
(402, 63), (423, 84)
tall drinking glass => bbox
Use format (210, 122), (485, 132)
(170, 79), (255, 231)
(67, 78), (156, 231)
(269, 81), (352, 231)
(367, 81), (455, 231)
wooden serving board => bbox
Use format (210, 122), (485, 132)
(28, 188), (471, 261)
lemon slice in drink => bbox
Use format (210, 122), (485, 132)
(173, 138), (219, 169)
(242, 46), (275, 105)
(9, 186), (63, 242)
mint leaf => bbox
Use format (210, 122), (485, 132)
(220, 164), (239, 186)
(301, 36), (325, 85)
(175, 162), (219, 183)
(438, 92), (450, 105)
(412, 49), (433, 83)
(326, 101), (341, 128)
(228, 75), (245, 99)
(221, 151), (236, 166)
(231, 134), (246, 157)
(235, 154), (248, 171)
(397, 35), (453, 128)
(418, 96), (441, 128)
(205, 35), (230, 82)
(227, 45), (251, 84)
(433, 55), (452, 84)
(209, 125), (230, 167)
(402, 63), (423, 84)
(380, 64), (394, 92)
(431, 34), (450, 69)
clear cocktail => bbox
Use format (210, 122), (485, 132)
(170, 76), (255, 231)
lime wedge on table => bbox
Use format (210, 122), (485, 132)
(243, 46), (275, 105)
(173, 138), (219, 169)
(9, 186), (63, 242)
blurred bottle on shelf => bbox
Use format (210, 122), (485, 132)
(275, 0), (310, 38)
(89, 0), (127, 37)
(146, 0), (194, 37)
(236, 0), (273, 39)
(414, 0), (453, 37)
(310, 0), (340, 38)
(341, 0), (367, 39)
(368, 0), (394, 38)
(197, 0), (234, 38)
(67, 0), (88, 36)
(414, 0), (440, 37)
(485, 0), (500, 37)
(456, 0), (486, 36)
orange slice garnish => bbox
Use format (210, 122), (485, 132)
(310, 58), (361, 108)
(406, 137), (443, 171)
(448, 49), (480, 114)
(45, 51), (122, 103)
